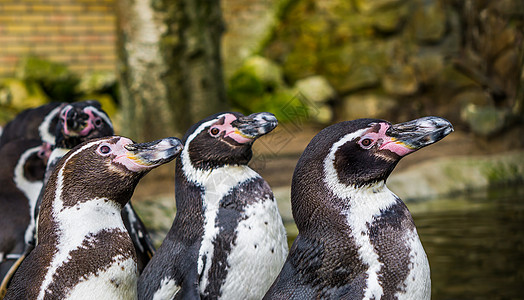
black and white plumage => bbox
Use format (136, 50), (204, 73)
(0, 139), (50, 283)
(4, 136), (183, 300)
(0, 102), (63, 148)
(138, 112), (288, 300)
(14, 100), (157, 273)
(264, 116), (453, 300)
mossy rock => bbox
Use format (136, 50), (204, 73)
(76, 71), (117, 96)
(408, 0), (447, 43)
(228, 56), (308, 123)
(0, 78), (49, 111)
(16, 56), (80, 102)
(319, 41), (389, 92)
(354, 0), (403, 14)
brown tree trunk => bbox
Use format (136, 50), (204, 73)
(116, 0), (227, 141)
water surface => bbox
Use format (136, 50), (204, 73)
(411, 186), (524, 300)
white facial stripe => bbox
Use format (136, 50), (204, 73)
(323, 128), (368, 199)
(86, 106), (113, 129)
(38, 139), (126, 300)
(38, 106), (62, 145)
(14, 146), (44, 245)
(324, 128), (400, 299)
(153, 277), (180, 300)
(181, 116), (225, 183)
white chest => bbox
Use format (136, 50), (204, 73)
(218, 197), (288, 300)
(64, 256), (138, 300)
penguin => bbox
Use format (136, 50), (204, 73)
(0, 102), (63, 148)
(4, 136), (183, 300)
(28, 101), (157, 273)
(0, 139), (50, 287)
(138, 112), (288, 300)
(20, 100), (115, 255)
(263, 116), (453, 300)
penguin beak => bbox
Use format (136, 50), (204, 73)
(381, 116), (453, 156)
(61, 105), (90, 136)
(124, 137), (184, 168)
(231, 112), (278, 140)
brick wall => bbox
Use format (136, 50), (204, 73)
(0, 0), (116, 78)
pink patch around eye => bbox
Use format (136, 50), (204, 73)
(379, 140), (414, 156)
(212, 114), (253, 144)
(361, 123), (414, 157)
(373, 123), (414, 156)
(78, 109), (97, 136)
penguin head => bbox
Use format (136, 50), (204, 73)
(182, 112), (278, 170)
(2, 139), (50, 183)
(23, 142), (52, 182)
(304, 116), (453, 188)
(54, 100), (114, 149)
(54, 136), (183, 207)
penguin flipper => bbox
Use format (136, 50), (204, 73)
(121, 203), (156, 273)
(138, 236), (200, 300)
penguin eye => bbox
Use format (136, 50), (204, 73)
(98, 144), (112, 155)
(359, 138), (374, 149)
(94, 118), (103, 127)
(209, 127), (220, 137)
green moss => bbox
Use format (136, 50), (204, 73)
(16, 56), (80, 102)
(228, 55), (309, 122)
(484, 162), (524, 186)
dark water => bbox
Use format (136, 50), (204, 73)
(411, 186), (524, 300)
(283, 186), (524, 299)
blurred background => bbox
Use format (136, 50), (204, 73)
(0, 0), (523, 299)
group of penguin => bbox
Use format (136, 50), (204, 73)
(0, 100), (453, 300)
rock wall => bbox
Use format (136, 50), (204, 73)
(223, 0), (524, 135)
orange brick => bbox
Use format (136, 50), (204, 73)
(62, 44), (87, 52)
(47, 14), (74, 23)
(58, 4), (84, 13)
(52, 35), (76, 43)
(33, 44), (62, 53)
(7, 24), (34, 34)
(64, 25), (92, 33)
(4, 44), (32, 54)
(0, 36), (22, 43)
(0, 15), (16, 23)
(90, 24), (115, 32)
(86, 5), (112, 12)
(76, 15), (102, 23)
(19, 14), (47, 23)
(35, 24), (62, 33)
(0, 55), (19, 63)
(1, 4), (27, 13)
(31, 4), (56, 13)
(24, 35), (50, 43)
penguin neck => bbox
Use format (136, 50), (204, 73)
(37, 170), (126, 246)
(291, 145), (400, 234)
(176, 154), (259, 212)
